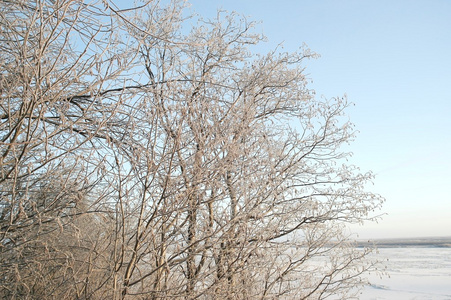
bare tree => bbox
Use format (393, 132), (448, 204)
(0, 0), (384, 299)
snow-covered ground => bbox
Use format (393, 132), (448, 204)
(359, 247), (451, 299)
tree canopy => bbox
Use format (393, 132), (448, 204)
(0, 0), (384, 299)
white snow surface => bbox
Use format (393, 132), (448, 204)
(360, 247), (451, 299)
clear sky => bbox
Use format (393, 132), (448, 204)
(188, 0), (451, 239)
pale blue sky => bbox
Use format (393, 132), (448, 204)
(188, 0), (451, 239)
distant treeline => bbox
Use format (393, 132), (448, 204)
(357, 237), (451, 248)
